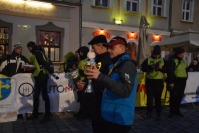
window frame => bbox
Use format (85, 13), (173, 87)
(92, 0), (110, 8)
(125, 0), (140, 13)
(152, 0), (166, 17)
(36, 22), (64, 63)
(0, 20), (13, 59)
(181, 0), (194, 22)
(38, 30), (61, 62)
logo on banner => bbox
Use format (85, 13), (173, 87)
(0, 78), (11, 101)
(18, 83), (34, 97)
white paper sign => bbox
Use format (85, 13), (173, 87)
(182, 72), (199, 104)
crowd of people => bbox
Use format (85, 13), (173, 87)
(0, 35), (198, 132)
(65, 35), (137, 133)
(141, 46), (199, 121)
(0, 41), (54, 122)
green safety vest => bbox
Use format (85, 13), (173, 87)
(78, 58), (89, 81)
(28, 52), (48, 77)
(147, 57), (164, 79)
(174, 59), (187, 78)
(78, 58), (88, 71)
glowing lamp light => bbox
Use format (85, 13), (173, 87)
(27, 1), (53, 8)
(9, 0), (53, 8)
(93, 29), (111, 38)
(114, 19), (123, 25)
(152, 34), (162, 42)
(127, 32), (138, 40)
(9, 0), (24, 3)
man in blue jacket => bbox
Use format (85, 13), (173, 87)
(85, 36), (137, 133)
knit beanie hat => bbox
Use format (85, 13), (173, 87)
(13, 43), (22, 50)
(79, 46), (89, 60)
(174, 47), (185, 55)
(152, 45), (161, 55)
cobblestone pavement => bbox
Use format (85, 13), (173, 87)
(0, 103), (199, 133)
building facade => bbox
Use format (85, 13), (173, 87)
(81, 0), (171, 47)
(0, 0), (199, 70)
(0, 0), (81, 70)
(170, 0), (199, 33)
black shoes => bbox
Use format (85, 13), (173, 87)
(41, 114), (51, 123)
(73, 113), (80, 118)
(28, 113), (38, 120)
(168, 113), (173, 118)
(28, 112), (52, 123)
(155, 116), (161, 121)
(143, 114), (152, 119)
(176, 112), (184, 117)
(168, 112), (184, 118)
(144, 114), (162, 121)
(74, 112), (88, 120)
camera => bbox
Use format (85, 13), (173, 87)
(68, 69), (79, 80)
(150, 62), (160, 71)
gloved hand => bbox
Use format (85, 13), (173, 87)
(49, 67), (54, 74)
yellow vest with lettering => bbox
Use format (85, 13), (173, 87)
(147, 57), (164, 79)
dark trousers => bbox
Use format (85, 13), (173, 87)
(33, 73), (50, 114)
(92, 118), (105, 133)
(76, 91), (85, 116)
(91, 93), (106, 133)
(169, 78), (187, 114)
(103, 120), (131, 133)
(146, 79), (164, 116)
(80, 93), (95, 119)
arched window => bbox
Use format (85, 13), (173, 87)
(36, 22), (64, 62)
(0, 20), (13, 59)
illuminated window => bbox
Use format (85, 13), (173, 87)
(36, 22), (64, 62)
(94, 0), (110, 8)
(152, 0), (166, 16)
(0, 20), (12, 59)
(0, 28), (9, 58)
(126, 0), (140, 12)
(38, 31), (60, 62)
(182, 0), (194, 22)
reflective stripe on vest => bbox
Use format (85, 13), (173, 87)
(147, 57), (164, 79)
(174, 59), (187, 78)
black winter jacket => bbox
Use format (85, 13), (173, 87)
(0, 53), (29, 77)
(30, 46), (54, 74)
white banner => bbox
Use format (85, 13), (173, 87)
(1, 72), (198, 122)
(11, 73), (79, 114)
(182, 72), (199, 104)
(0, 75), (17, 123)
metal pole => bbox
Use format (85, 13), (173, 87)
(79, 0), (82, 47)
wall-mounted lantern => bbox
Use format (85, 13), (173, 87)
(114, 19), (123, 25)
(152, 34), (162, 42)
(127, 32), (138, 40)
(93, 29), (111, 38)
